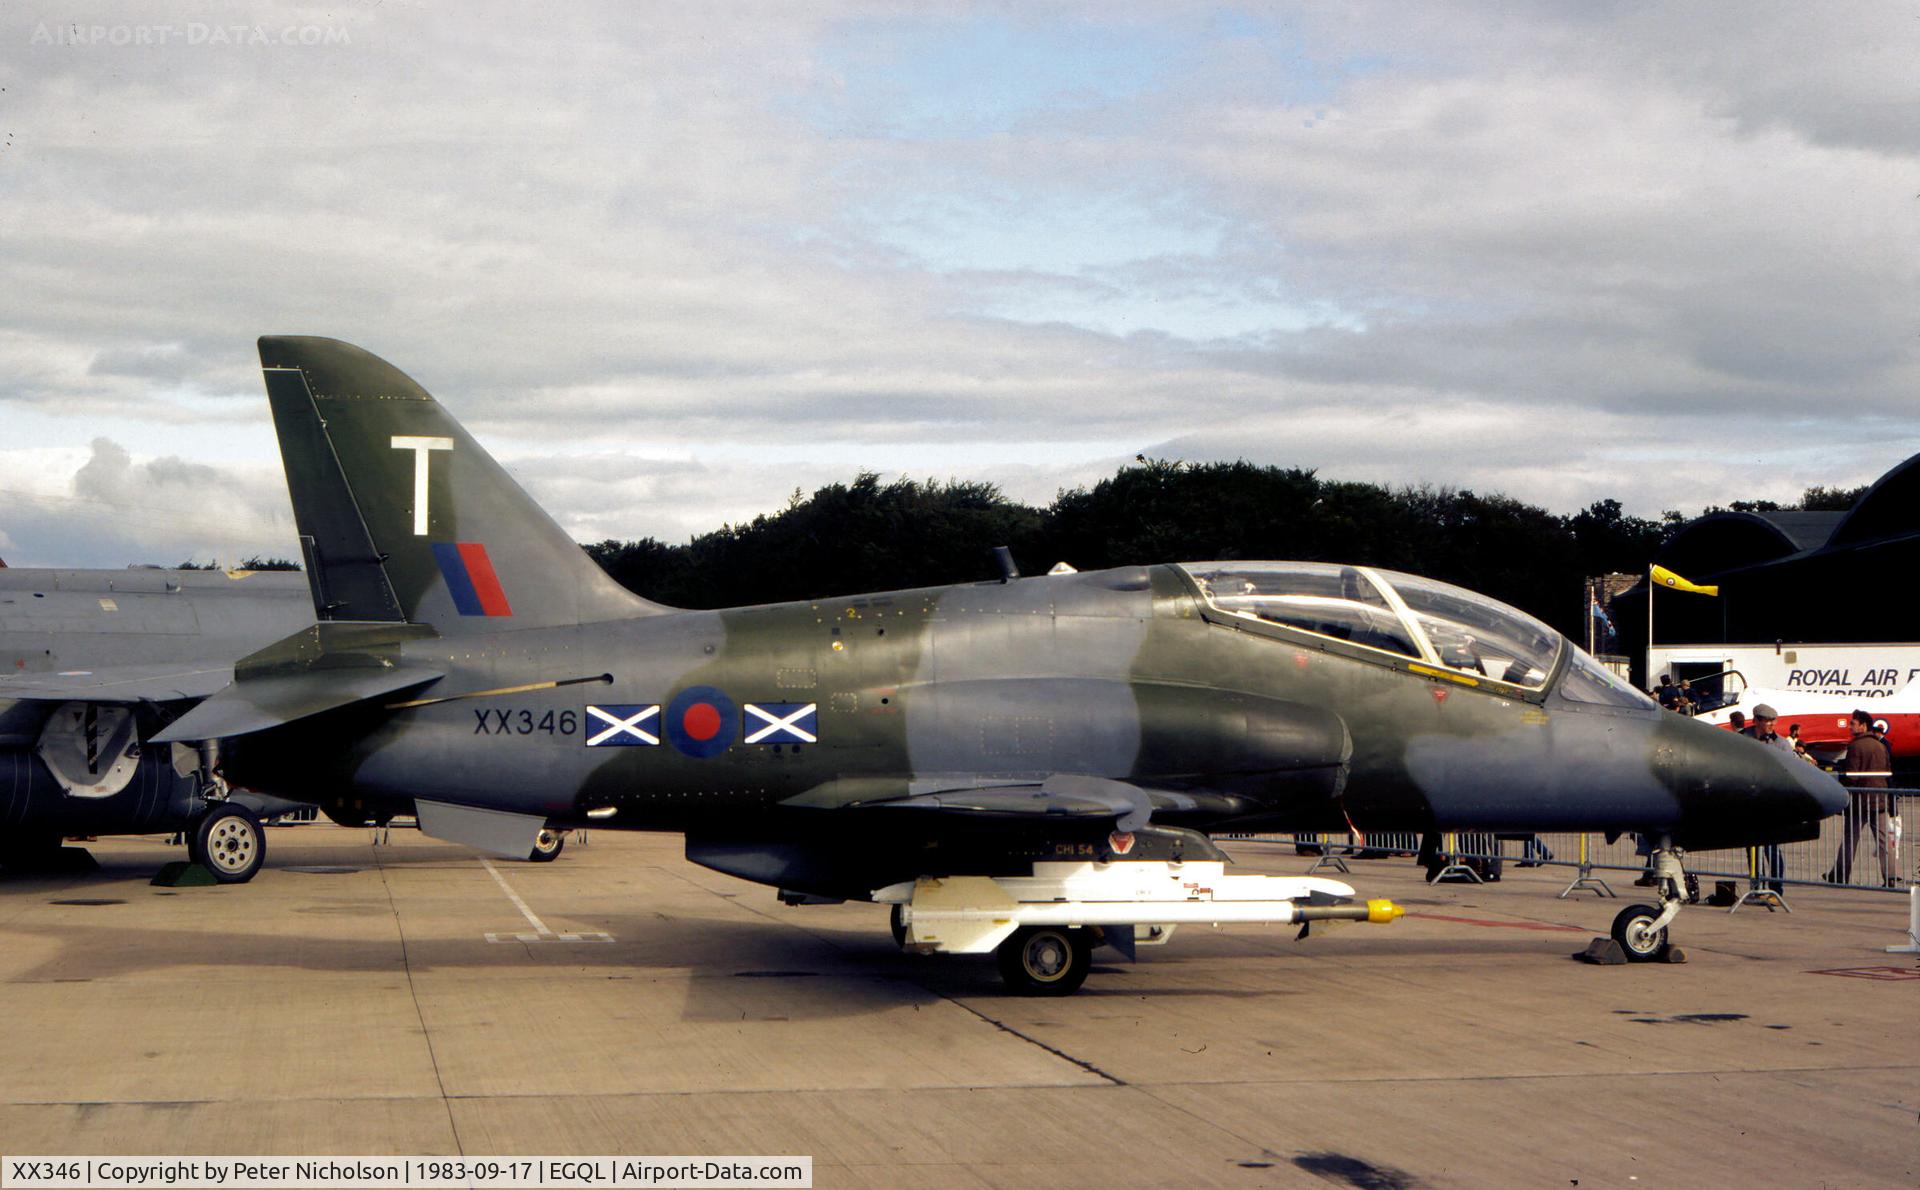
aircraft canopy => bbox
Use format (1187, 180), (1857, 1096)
(1178, 561), (1563, 690)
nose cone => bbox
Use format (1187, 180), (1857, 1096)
(1791, 752), (1851, 818)
(1674, 718), (1849, 848)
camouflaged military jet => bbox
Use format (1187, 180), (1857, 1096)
(101, 337), (1848, 992)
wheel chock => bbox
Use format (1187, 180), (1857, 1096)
(1574, 937), (1627, 965)
(151, 861), (220, 887)
(1660, 946), (1688, 964)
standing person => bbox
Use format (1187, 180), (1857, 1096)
(1827, 710), (1895, 885)
(1740, 705), (1791, 750)
(1728, 710), (1746, 734)
(1872, 720), (1902, 884)
(1741, 705), (1792, 890)
(1787, 722), (1811, 761)
(1654, 675), (1677, 709)
(1675, 679), (1697, 715)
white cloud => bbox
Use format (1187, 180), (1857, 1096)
(2, 2), (1916, 569)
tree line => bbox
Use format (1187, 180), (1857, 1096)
(171, 463), (1867, 643)
(583, 462), (1865, 640)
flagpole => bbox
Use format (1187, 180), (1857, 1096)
(1586, 580), (1595, 654)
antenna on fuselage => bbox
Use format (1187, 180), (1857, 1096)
(989, 545), (1021, 583)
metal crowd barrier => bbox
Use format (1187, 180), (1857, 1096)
(1238, 788), (1914, 911)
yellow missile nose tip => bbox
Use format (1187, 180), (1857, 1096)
(1366, 899), (1404, 924)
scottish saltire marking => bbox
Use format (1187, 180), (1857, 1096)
(743, 702), (818, 744)
(586, 704), (660, 747)
(431, 541), (513, 616)
(665, 685), (736, 758)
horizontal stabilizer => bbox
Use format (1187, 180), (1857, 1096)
(0, 663), (236, 703)
(416, 799), (548, 859)
(150, 664), (441, 743)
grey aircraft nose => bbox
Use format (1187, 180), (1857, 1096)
(1675, 718), (1849, 848)
(1788, 748), (1851, 819)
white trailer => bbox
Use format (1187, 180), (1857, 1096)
(1650, 642), (1920, 702)
(874, 860), (1403, 995)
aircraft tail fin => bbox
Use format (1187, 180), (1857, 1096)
(258, 336), (665, 632)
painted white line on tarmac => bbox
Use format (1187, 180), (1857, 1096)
(479, 857), (613, 944)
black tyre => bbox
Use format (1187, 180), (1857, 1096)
(191, 803), (265, 883)
(995, 926), (1094, 996)
(527, 829), (565, 863)
(1610, 902), (1669, 962)
(889, 903), (909, 948)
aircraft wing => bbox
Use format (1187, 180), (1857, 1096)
(781, 774), (1247, 831)
(695, 774), (1235, 897)
(0, 663), (237, 702)
(874, 774), (1156, 830)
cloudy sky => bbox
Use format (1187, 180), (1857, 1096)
(2, 2), (1915, 568)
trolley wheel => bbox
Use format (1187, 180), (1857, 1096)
(527, 829), (565, 862)
(995, 926), (1094, 996)
(889, 902), (909, 948)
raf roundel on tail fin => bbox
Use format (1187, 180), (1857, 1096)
(257, 336), (666, 632)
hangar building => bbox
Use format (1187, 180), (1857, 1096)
(1610, 453), (1920, 699)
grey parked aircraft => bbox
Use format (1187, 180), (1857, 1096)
(0, 566), (311, 878)
(4, 338), (1850, 991)
(0, 564), (570, 874)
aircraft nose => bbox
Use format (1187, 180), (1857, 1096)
(1788, 750), (1851, 819)
(1679, 719), (1849, 845)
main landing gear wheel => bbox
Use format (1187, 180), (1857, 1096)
(1610, 903), (1671, 962)
(527, 829), (565, 863)
(190, 803), (265, 883)
(996, 925), (1094, 996)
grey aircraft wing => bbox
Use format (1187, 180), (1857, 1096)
(0, 663), (239, 702)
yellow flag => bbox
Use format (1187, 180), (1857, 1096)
(1650, 564), (1718, 596)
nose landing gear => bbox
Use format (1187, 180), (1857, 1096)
(1609, 839), (1689, 964)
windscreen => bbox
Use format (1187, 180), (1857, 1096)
(1558, 648), (1658, 708)
(1374, 569), (1562, 689)
(1181, 562), (1421, 659)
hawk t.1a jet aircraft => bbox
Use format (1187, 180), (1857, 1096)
(71, 336), (1846, 993)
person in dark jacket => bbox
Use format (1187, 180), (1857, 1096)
(1827, 709), (1896, 885)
